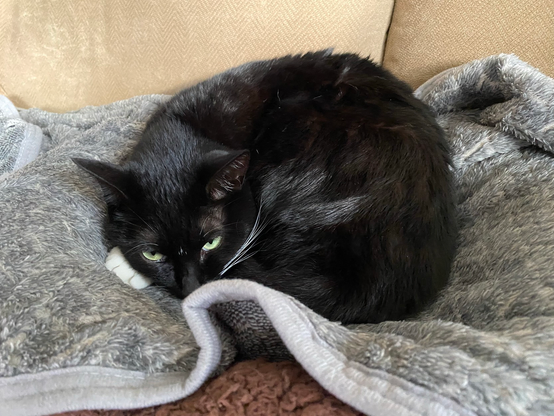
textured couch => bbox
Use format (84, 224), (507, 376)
(1, 0), (552, 113)
(1, 0), (553, 415)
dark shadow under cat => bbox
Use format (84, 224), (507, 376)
(74, 51), (457, 325)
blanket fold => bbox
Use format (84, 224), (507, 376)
(1, 54), (554, 416)
(0, 95), (43, 179)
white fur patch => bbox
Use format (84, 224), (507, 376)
(105, 247), (153, 289)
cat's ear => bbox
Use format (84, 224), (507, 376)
(72, 158), (130, 206)
(206, 150), (250, 201)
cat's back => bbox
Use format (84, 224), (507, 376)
(148, 51), (420, 149)
(219, 53), (453, 224)
(150, 51), (449, 194)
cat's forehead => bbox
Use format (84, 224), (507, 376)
(198, 204), (225, 234)
(138, 227), (160, 243)
(133, 201), (225, 243)
(136, 167), (198, 202)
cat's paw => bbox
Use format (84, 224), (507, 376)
(105, 247), (153, 289)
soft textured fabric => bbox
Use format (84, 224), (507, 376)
(383, 0), (554, 88)
(1, 54), (554, 416)
(0, 96), (237, 415)
(56, 359), (363, 416)
(0, 96), (43, 177)
(0, 0), (394, 112)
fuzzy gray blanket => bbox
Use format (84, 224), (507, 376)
(1, 54), (554, 416)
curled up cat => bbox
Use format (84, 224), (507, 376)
(74, 51), (457, 325)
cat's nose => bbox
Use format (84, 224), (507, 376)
(182, 263), (201, 296)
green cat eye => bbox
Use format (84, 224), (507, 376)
(202, 236), (222, 251)
(142, 251), (164, 262)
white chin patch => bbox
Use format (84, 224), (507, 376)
(105, 247), (153, 289)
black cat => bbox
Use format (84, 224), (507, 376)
(75, 51), (457, 324)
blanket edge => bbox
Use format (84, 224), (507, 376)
(0, 366), (191, 416)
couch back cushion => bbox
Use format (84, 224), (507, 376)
(383, 0), (554, 88)
(0, 0), (394, 112)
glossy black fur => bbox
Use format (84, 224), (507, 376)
(75, 51), (457, 324)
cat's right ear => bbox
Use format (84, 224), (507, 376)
(72, 158), (130, 206)
(205, 150), (250, 201)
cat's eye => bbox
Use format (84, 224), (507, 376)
(142, 251), (165, 262)
(202, 236), (222, 251)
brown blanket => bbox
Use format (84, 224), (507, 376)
(56, 359), (361, 416)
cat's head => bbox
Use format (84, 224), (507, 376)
(73, 148), (255, 297)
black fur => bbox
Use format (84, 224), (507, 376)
(74, 51), (457, 324)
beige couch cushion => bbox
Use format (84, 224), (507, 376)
(0, 0), (394, 112)
(383, 0), (554, 88)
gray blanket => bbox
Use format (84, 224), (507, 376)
(1, 54), (554, 416)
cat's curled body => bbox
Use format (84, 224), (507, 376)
(76, 51), (457, 324)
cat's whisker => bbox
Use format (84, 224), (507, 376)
(219, 200), (268, 276)
(123, 242), (159, 256)
(126, 206), (157, 235)
(200, 215), (210, 235)
(200, 221), (242, 238)
(219, 250), (259, 276)
(115, 220), (147, 233)
(219, 222), (242, 232)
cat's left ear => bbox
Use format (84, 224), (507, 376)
(72, 158), (130, 206)
(206, 150), (250, 201)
